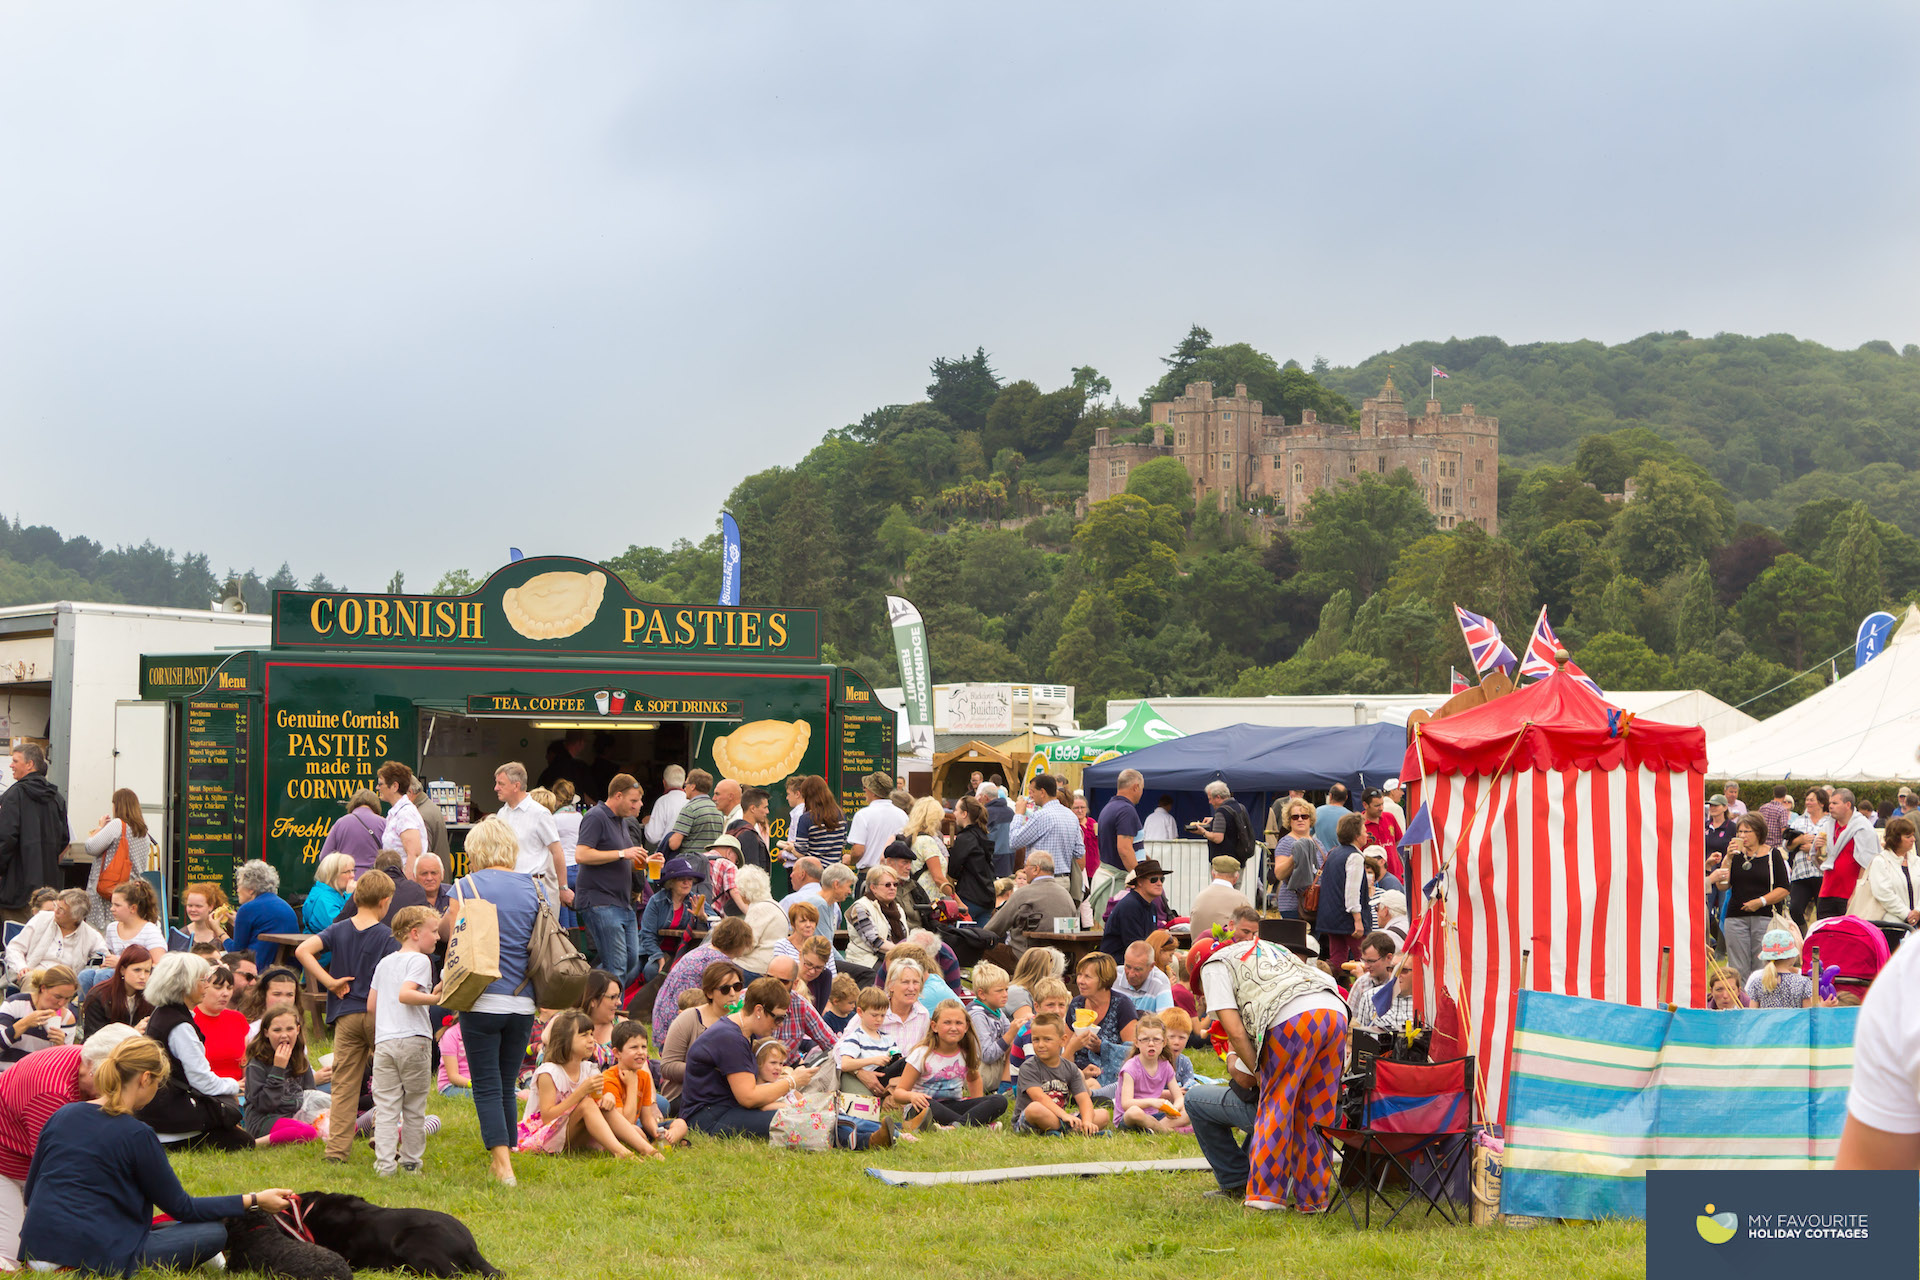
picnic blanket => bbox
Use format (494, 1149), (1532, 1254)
(866, 1158), (1210, 1187)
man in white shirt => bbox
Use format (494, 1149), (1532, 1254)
(845, 772), (907, 870)
(1141, 795), (1180, 843)
(1839, 930), (1920, 1168)
(493, 761), (568, 902)
(1113, 940), (1173, 1014)
(644, 765), (689, 847)
(1189, 856), (1253, 940)
(1818, 787), (1882, 918)
(1381, 779), (1407, 829)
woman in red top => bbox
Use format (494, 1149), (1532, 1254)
(191, 966), (249, 1081)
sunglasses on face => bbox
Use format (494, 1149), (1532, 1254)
(1142, 876), (1163, 884)
(718, 982), (743, 995)
(1291, 814), (1311, 821)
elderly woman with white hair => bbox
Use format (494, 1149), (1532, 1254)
(1374, 889), (1409, 944)
(135, 952), (249, 1148)
(224, 859), (301, 973)
(734, 865), (790, 977)
(4, 889), (106, 979)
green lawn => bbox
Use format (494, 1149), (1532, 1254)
(166, 1090), (1648, 1280)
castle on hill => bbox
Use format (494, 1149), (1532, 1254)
(1086, 377), (1499, 534)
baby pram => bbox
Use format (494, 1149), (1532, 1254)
(1801, 915), (1890, 1000)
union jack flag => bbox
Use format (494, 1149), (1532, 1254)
(1431, 366), (1450, 379)
(1518, 606), (1563, 681)
(1450, 666), (1470, 694)
(1453, 604), (1517, 678)
(1562, 659), (1607, 699)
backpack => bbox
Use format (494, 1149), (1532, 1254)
(1223, 800), (1257, 864)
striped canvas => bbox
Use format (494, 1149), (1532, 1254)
(1502, 990), (1858, 1220)
(1405, 765), (1705, 1121)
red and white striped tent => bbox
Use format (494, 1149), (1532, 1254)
(1402, 667), (1709, 1122)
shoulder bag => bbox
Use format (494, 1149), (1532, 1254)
(440, 879), (502, 1012)
(518, 879), (591, 1008)
(96, 824), (134, 900)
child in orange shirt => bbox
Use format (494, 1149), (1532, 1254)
(597, 1021), (673, 1157)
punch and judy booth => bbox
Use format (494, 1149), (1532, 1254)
(135, 557), (894, 900)
(1401, 666), (1709, 1121)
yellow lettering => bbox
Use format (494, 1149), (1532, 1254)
(434, 600), (456, 637)
(338, 598), (364, 635)
(310, 599), (333, 635)
(741, 612), (758, 646)
(459, 602), (484, 639)
(698, 610), (721, 646)
(674, 609), (695, 645)
(769, 612), (787, 647)
(374, 733), (388, 755)
(367, 598), (390, 635)
(642, 609), (670, 646)
(396, 600), (419, 637)
(623, 608), (644, 643)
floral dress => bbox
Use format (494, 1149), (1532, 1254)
(518, 1060), (587, 1154)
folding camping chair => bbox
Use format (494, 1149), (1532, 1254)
(1318, 1055), (1476, 1228)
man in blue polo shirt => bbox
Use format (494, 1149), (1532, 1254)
(572, 773), (647, 986)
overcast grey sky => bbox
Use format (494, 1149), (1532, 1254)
(3, 2), (1915, 590)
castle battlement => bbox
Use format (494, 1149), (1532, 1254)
(1087, 375), (1499, 533)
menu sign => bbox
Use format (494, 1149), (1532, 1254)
(185, 697), (249, 892)
(836, 712), (894, 814)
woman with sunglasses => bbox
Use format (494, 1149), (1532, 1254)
(657, 962), (744, 1117)
(1271, 799), (1323, 922)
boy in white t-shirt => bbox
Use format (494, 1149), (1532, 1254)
(366, 905), (442, 1175)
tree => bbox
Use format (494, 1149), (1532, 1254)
(1349, 594), (1450, 689)
(1710, 529), (1786, 607)
(1069, 494), (1184, 632)
(1671, 560), (1721, 654)
(1123, 456), (1195, 517)
(1502, 465), (1617, 547)
(265, 563), (299, 594)
(1602, 461), (1730, 585)
(1577, 632), (1672, 690)
(1070, 366), (1112, 401)
(1142, 338), (1352, 424)
(1820, 502), (1885, 615)
(1178, 547), (1283, 660)
(1301, 590), (1353, 662)
(431, 569), (481, 596)
(926, 348), (999, 436)
(1293, 471), (1437, 601)
(875, 505), (925, 575)
(1526, 521), (1605, 622)
(384, 571), (405, 595)
(982, 381), (1040, 462)
(1048, 591), (1145, 726)
(1735, 553), (1847, 669)
(1160, 325), (1212, 384)
(304, 573), (336, 592)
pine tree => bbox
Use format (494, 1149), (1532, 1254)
(1672, 559), (1721, 653)
(1826, 504), (1885, 617)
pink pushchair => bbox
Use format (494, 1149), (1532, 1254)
(1801, 916), (1891, 1001)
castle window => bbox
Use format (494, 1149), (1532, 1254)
(1222, 412), (1233, 422)
(1223, 427), (1232, 445)
(1470, 497), (1478, 511)
(1176, 431), (1187, 447)
(1422, 458), (1431, 477)
(1323, 465), (1332, 485)
(1292, 462), (1303, 483)
(1110, 460), (1129, 480)
(1476, 457), (1485, 473)
(1467, 477), (1474, 492)
(1348, 460), (1357, 475)
(1441, 487), (1453, 508)
(1220, 453), (1231, 473)
(1377, 455), (1386, 474)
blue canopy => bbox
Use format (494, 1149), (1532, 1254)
(1082, 722), (1407, 832)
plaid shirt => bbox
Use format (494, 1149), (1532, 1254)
(1008, 799), (1083, 876)
(707, 857), (738, 912)
(1785, 813), (1822, 882)
(1347, 972), (1415, 1032)
(769, 990), (835, 1061)
(1759, 799), (1792, 849)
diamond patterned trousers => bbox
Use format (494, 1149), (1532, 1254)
(1247, 1007), (1348, 1209)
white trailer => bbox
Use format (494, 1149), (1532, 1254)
(0, 602), (269, 859)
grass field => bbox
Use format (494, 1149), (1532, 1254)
(165, 1084), (1649, 1280)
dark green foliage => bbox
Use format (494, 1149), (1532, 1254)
(927, 348), (1000, 436)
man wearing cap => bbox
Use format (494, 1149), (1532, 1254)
(705, 832), (745, 917)
(880, 838), (929, 929)
(1189, 856), (1253, 942)
(1099, 860), (1168, 961)
(984, 851), (1075, 959)
(637, 856), (704, 982)
(572, 774), (648, 986)
(1896, 787), (1916, 818)
(1361, 789), (1404, 881)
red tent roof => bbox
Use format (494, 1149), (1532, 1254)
(1403, 666), (1708, 778)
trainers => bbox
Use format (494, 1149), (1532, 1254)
(1243, 1199), (1285, 1212)
(400, 1162), (422, 1174)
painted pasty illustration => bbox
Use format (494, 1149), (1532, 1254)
(712, 718), (811, 786)
(502, 570), (607, 640)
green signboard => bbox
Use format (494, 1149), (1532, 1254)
(272, 556), (819, 661)
(465, 690), (745, 721)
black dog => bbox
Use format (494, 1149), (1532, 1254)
(297, 1191), (501, 1277)
(223, 1208), (354, 1280)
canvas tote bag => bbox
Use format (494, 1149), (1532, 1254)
(441, 878), (502, 1011)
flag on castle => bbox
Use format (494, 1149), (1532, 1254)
(1518, 607), (1606, 697)
(1450, 666), (1470, 694)
(1453, 605), (1518, 678)
(1431, 366), (1449, 379)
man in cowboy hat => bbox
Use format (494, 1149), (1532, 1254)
(1099, 859), (1168, 961)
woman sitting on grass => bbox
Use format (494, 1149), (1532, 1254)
(79, 944), (154, 1040)
(0, 966), (78, 1068)
(518, 1010), (651, 1158)
(243, 1002), (333, 1145)
(190, 965), (249, 1081)
(891, 998), (1007, 1128)
(238, 966), (301, 1045)
(1066, 952), (1138, 1089)
(137, 952), (248, 1149)
(578, 969), (624, 1070)
(659, 962), (742, 1114)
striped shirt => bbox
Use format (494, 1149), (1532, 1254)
(1008, 799), (1083, 876)
(0, 1044), (84, 1179)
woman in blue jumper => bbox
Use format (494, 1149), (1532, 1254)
(223, 860), (301, 972)
(21, 1035), (292, 1276)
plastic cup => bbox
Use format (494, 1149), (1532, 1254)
(594, 690), (611, 714)
(648, 852), (665, 878)
(610, 689), (628, 714)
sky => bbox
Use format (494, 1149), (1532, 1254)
(2, 2), (1916, 591)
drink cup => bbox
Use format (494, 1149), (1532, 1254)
(594, 690), (611, 715)
(648, 852), (666, 878)
(610, 689), (628, 714)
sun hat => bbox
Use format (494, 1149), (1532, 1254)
(1708, 793), (1728, 807)
(1758, 929), (1800, 963)
(660, 857), (700, 882)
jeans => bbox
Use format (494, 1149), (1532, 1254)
(1789, 879), (1820, 930)
(459, 1009), (537, 1152)
(76, 966), (110, 999)
(1186, 1082), (1259, 1193)
(133, 1220), (228, 1272)
(582, 905), (641, 987)
(686, 1101), (776, 1140)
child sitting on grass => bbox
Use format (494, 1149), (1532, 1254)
(437, 1017), (471, 1097)
(1158, 1007), (1198, 1089)
(518, 1009), (647, 1158)
(822, 974), (860, 1036)
(597, 1021), (670, 1158)
(1005, 977), (1071, 1076)
(892, 999), (1008, 1128)
(831, 987), (900, 1110)
(966, 962), (1013, 1091)
(1015, 1012), (1109, 1135)
(1117, 1013), (1187, 1133)
(242, 1003), (331, 1145)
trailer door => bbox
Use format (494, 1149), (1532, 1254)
(113, 700), (170, 872)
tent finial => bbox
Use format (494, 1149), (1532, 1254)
(1553, 648), (1570, 668)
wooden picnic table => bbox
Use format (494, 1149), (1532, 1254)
(1025, 930), (1105, 966)
(257, 931), (314, 971)
(257, 931), (326, 1038)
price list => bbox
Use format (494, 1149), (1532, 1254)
(837, 711), (894, 813)
(185, 698), (249, 893)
